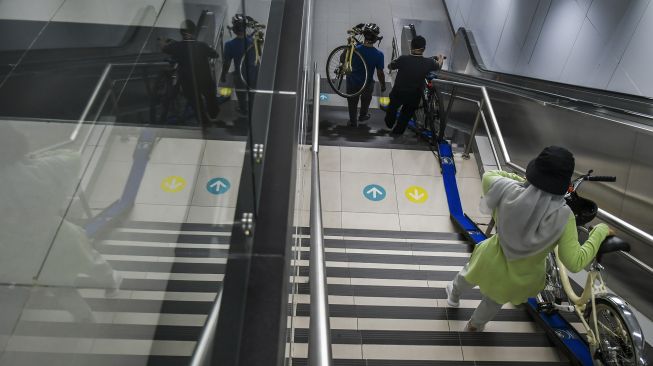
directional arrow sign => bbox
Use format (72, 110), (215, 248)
(319, 93), (329, 102)
(405, 185), (428, 204)
(206, 177), (231, 195)
(363, 184), (386, 202)
(161, 176), (187, 193)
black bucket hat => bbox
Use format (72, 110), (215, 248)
(526, 146), (575, 195)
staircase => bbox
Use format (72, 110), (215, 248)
(1, 221), (228, 365)
(288, 227), (570, 365)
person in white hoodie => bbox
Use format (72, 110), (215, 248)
(0, 125), (120, 322)
(446, 146), (610, 331)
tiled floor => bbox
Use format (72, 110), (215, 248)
(0, 124), (245, 364)
(295, 145), (490, 232)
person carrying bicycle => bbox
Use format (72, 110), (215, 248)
(384, 35), (443, 135)
(161, 19), (220, 127)
(446, 146), (611, 331)
(346, 23), (386, 127)
(221, 14), (257, 115)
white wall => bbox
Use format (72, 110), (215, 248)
(445, 0), (653, 98)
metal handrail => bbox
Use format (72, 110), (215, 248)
(431, 78), (653, 271)
(308, 72), (333, 366)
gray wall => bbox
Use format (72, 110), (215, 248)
(444, 0), (653, 98)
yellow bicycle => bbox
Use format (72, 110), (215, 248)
(238, 18), (265, 87)
(326, 24), (370, 98)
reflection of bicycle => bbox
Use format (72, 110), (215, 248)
(326, 25), (370, 98)
(237, 18), (265, 86)
(408, 71), (440, 145)
(538, 171), (647, 366)
(148, 59), (194, 125)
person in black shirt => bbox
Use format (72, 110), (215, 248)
(384, 35), (444, 135)
(162, 20), (219, 127)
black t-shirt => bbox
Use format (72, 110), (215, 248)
(163, 39), (218, 87)
(388, 55), (439, 94)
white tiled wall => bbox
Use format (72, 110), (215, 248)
(445, 0), (653, 97)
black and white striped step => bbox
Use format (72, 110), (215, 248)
(288, 228), (572, 364)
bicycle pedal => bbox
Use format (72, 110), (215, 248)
(536, 302), (556, 313)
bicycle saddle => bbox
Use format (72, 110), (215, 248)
(597, 236), (630, 262)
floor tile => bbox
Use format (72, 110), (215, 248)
(291, 343), (363, 359)
(341, 172), (398, 214)
(340, 147), (394, 174)
(127, 204), (188, 222)
(201, 140), (246, 167)
(301, 145), (341, 171)
(394, 175), (449, 215)
(294, 210), (342, 228)
(190, 166), (242, 207)
(358, 318), (449, 331)
(88, 161), (132, 204)
(300, 171), (342, 211)
(354, 296), (437, 307)
(399, 214), (456, 232)
(391, 149), (441, 176)
(461, 346), (560, 362)
(105, 135), (138, 162)
(341, 212), (400, 231)
(363, 344), (463, 360)
(187, 206), (236, 224)
(149, 138), (204, 165)
(457, 177), (487, 218)
(449, 320), (537, 333)
(454, 153), (481, 179)
(135, 163), (198, 206)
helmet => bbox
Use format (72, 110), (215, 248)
(231, 14), (247, 33)
(362, 23), (381, 42)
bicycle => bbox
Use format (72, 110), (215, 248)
(407, 70), (441, 145)
(235, 17), (265, 87)
(326, 24), (377, 98)
(537, 170), (647, 365)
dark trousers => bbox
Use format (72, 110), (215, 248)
(182, 79), (219, 122)
(384, 89), (421, 135)
(346, 82), (374, 123)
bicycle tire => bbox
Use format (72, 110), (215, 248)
(239, 44), (259, 87)
(425, 93), (439, 145)
(586, 298), (645, 365)
(326, 45), (368, 98)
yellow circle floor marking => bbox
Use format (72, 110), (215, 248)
(405, 185), (428, 204)
(161, 176), (187, 193)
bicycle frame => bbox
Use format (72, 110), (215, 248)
(553, 249), (607, 347)
(343, 33), (360, 73)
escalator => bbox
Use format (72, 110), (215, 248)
(429, 25), (653, 323)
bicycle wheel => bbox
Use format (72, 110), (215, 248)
(424, 93), (440, 144)
(239, 45), (259, 87)
(326, 45), (368, 98)
(587, 298), (643, 365)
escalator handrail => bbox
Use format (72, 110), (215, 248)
(432, 78), (653, 271)
(447, 28), (653, 119)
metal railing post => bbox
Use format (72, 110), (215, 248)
(462, 98), (484, 159)
(308, 72), (333, 366)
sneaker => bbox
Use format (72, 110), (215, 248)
(446, 283), (460, 307)
(464, 321), (485, 332)
(348, 120), (358, 127)
(358, 113), (371, 122)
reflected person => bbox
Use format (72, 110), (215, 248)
(0, 125), (121, 322)
(220, 14), (258, 115)
(162, 19), (220, 128)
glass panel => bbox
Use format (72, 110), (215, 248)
(0, 1), (267, 364)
